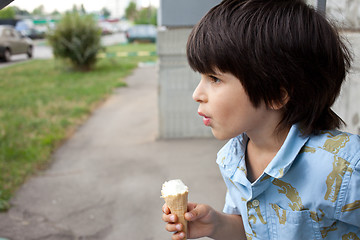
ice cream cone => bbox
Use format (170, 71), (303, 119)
(163, 191), (188, 240)
(161, 179), (189, 239)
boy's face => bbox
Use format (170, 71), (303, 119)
(193, 71), (275, 140)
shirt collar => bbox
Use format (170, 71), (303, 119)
(216, 133), (248, 178)
(263, 124), (309, 179)
(216, 124), (309, 180)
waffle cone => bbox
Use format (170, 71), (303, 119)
(163, 191), (188, 240)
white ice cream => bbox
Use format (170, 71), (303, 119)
(161, 179), (188, 197)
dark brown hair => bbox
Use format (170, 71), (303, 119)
(186, 0), (352, 135)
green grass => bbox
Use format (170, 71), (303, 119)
(0, 43), (157, 210)
(106, 42), (156, 52)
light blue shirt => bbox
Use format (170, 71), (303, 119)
(217, 124), (360, 240)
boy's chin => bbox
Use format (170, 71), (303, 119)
(211, 129), (234, 141)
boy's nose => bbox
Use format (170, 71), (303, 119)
(192, 80), (207, 103)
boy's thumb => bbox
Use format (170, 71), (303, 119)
(185, 205), (204, 221)
(185, 211), (196, 221)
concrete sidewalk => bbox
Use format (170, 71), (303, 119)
(0, 65), (227, 240)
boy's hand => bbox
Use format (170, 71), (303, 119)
(162, 202), (217, 240)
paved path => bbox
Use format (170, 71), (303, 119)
(0, 65), (227, 240)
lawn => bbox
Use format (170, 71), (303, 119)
(0, 43), (157, 210)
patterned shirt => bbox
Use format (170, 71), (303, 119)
(217, 124), (360, 240)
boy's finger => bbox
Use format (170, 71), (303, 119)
(187, 202), (197, 211)
(162, 213), (177, 223)
(165, 223), (183, 232)
(184, 211), (195, 221)
(172, 231), (186, 240)
(185, 204), (206, 221)
(162, 204), (170, 214)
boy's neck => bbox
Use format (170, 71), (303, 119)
(248, 125), (290, 153)
(245, 123), (290, 183)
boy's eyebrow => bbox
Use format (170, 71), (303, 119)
(207, 73), (223, 79)
(211, 70), (224, 76)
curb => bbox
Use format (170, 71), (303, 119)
(98, 51), (157, 58)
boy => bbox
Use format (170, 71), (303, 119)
(162, 0), (360, 239)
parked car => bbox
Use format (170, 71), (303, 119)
(98, 21), (115, 35)
(20, 28), (46, 39)
(0, 25), (33, 62)
(125, 25), (157, 43)
(15, 20), (46, 39)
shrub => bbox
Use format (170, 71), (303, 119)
(47, 12), (103, 71)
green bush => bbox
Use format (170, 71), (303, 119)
(47, 12), (103, 71)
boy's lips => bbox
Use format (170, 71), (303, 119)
(198, 112), (211, 126)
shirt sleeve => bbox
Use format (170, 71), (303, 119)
(337, 156), (360, 227)
(223, 190), (241, 215)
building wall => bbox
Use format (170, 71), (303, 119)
(333, 32), (360, 135)
(305, 0), (360, 134)
(158, 0), (221, 27)
(308, 0), (360, 29)
(157, 0), (220, 138)
(157, 28), (213, 138)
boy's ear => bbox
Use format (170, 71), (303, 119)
(270, 88), (289, 110)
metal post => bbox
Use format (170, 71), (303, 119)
(317, 0), (327, 14)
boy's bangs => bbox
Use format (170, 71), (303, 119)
(186, 7), (238, 76)
(186, 25), (221, 75)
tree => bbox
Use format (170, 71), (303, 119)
(47, 12), (103, 72)
(32, 5), (45, 17)
(125, 2), (137, 21)
(101, 7), (111, 19)
(80, 4), (86, 15)
(134, 7), (157, 25)
(51, 10), (61, 17)
(0, 7), (16, 19)
(72, 4), (78, 13)
(12, 6), (30, 18)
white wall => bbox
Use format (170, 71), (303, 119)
(308, 0), (360, 29)
(157, 28), (213, 138)
(304, 0), (360, 134)
(333, 32), (360, 135)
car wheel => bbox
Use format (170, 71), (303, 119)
(27, 46), (33, 58)
(3, 48), (11, 62)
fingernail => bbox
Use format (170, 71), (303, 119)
(170, 215), (175, 222)
(185, 212), (193, 219)
(179, 232), (185, 238)
(176, 224), (182, 231)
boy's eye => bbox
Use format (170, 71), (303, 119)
(209, 75), (221, 83)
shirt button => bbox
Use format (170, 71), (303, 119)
(252, 199), (260, 207)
